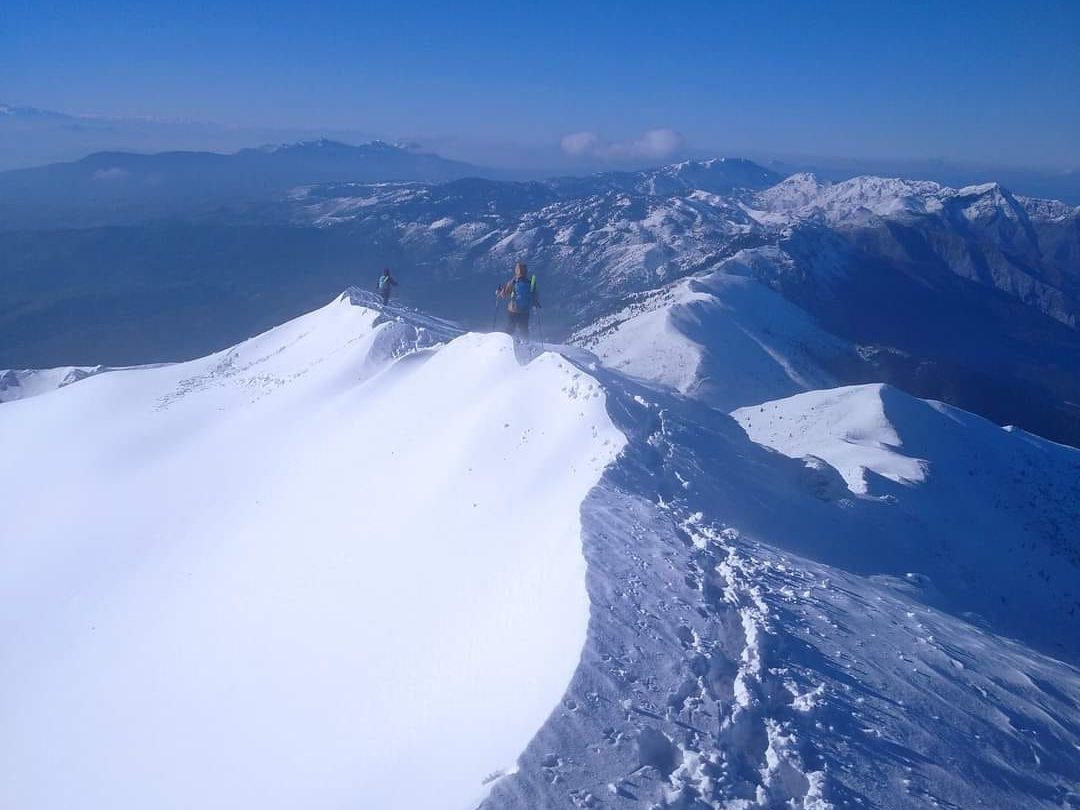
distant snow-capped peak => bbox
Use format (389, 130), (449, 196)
(753, 173), (947, 221)
(748, 171), (1080, 227)
(635, 157), (781, 195)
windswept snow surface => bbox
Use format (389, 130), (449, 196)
(0, 292), (624, 810)
(483, 369), (1080, 809)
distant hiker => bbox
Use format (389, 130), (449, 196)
(497, 262), (540, 339)
(377, 268), (398, 306)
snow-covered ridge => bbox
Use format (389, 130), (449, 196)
(572, 248), (860, 410)
(3, 291), (1079, 807)
(0, 293), (625, 809)
(0, 289), (457, 405)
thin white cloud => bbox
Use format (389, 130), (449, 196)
(559, 131), (601, 156)
(623, 128), (684, 159)
(559, 128), (685, 161)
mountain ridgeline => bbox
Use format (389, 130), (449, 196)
(0, 139), (482, 229)
(1, 147), (1079, 446)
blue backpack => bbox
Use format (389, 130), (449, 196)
(512, 276), (536, 312)
(378, 274), (391, 290)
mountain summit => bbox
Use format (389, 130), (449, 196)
(2, 292), (1077, 808)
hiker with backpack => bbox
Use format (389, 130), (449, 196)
(378, 268), (398, 306)
(496, 262), (540, 340)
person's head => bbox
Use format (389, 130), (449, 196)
(514, 262), (527, 279)
(382, 268), (390, 276)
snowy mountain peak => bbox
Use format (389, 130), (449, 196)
(952, 179), (1033, 223)
(645, 156), (781, 195)
(957, 180), (1001, 196)
(754, 173), (950, 222)
(780, 170), (823, 186)
(752, 171), (827, 210)
(954, 179), (1021, 210)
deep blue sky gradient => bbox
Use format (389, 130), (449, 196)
(4, 0), (1078, 166)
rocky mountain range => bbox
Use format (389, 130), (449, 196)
(2, 153), (1078, 444)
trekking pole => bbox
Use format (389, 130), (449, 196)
(537, 307), (547, 347)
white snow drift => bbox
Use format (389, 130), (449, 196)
(0, 293), (624, 810)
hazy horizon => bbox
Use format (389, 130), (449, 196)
(4, 0), (1078, 172)
(6, 99), (1080, 174)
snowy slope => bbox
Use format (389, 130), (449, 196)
(572, 250), (861, 410)
(0, 292), (624, 810)
(733, 384), (932, 495)
(483, 367), (1080, 809)
(3, 290), (1079, 809)
(732, 383), (1080, 657)
(481, 373), (1080, 810)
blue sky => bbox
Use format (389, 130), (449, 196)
(4, 0), (1079, 167)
